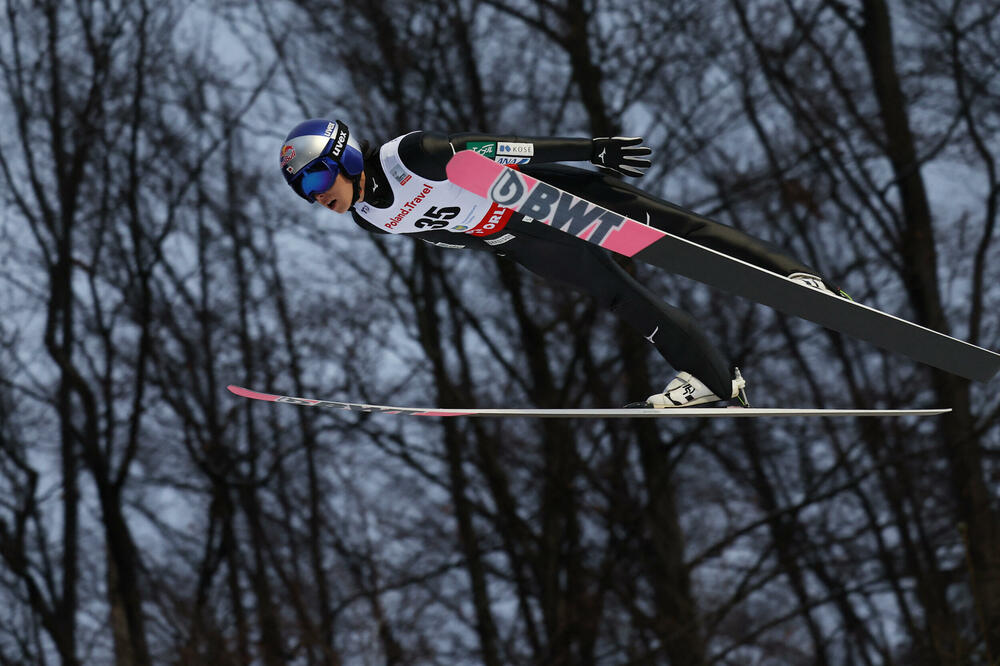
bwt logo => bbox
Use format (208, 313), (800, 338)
(489, 168), (526, 206)
(488, 169), (626, 245)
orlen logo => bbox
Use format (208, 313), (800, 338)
(469, 202), (512, 236)
(279, 144), (296, 167)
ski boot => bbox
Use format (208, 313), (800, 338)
(634, 368), (748, 408)
(787, 272), (853, 301)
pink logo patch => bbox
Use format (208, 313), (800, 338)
(280, 144), (296, 167)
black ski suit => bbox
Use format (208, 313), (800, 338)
(351, 131), (821, 398)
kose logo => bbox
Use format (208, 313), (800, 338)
(498, 142), (533, 156)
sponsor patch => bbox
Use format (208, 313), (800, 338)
(487, 168), (626, 245)
(391, 164), (411, 185)
(329, 129), (348, 159)
(467, 141), (496, 158)
(485, 233), (515, 246)
(496, 157), (530, 165)
(497, 142), (533, 157)
(384, 183), (435, 229)
(280, 144), (296, 167)
(386, 155), (412, 185)
(467, 201), (513, 236)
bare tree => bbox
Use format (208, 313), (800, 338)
(3, 0), (998, 664)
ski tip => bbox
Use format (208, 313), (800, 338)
(227, 385), (280, 402)
(446, 150), (497, 195)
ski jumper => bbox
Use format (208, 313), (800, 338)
(351, 131), (821, 398)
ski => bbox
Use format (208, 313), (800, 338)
(445, 151), (1000, 383)
(227, 385), (948, 418)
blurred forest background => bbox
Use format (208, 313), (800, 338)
(1, 0), (999, 664)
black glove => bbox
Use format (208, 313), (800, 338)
(591, 136), (652, 177)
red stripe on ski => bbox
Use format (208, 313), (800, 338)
(228, 385), (287, 402)
(229, 385), (470, 416)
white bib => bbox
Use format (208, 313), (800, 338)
(353, 133), (512, 237)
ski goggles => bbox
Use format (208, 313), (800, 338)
(290, 156), (341, 202)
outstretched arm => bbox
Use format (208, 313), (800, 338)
(397, 130), (651, 179)
(450, 132), (652, 177)
(449, 132), (593, 165)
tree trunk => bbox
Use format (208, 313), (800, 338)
(858, 0), (1000, 655)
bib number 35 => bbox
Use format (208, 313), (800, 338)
(414, 206), (460, 229)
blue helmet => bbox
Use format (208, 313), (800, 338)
(280, 119), (365, 204)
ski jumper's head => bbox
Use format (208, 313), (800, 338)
(280, 119), (365, 212)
